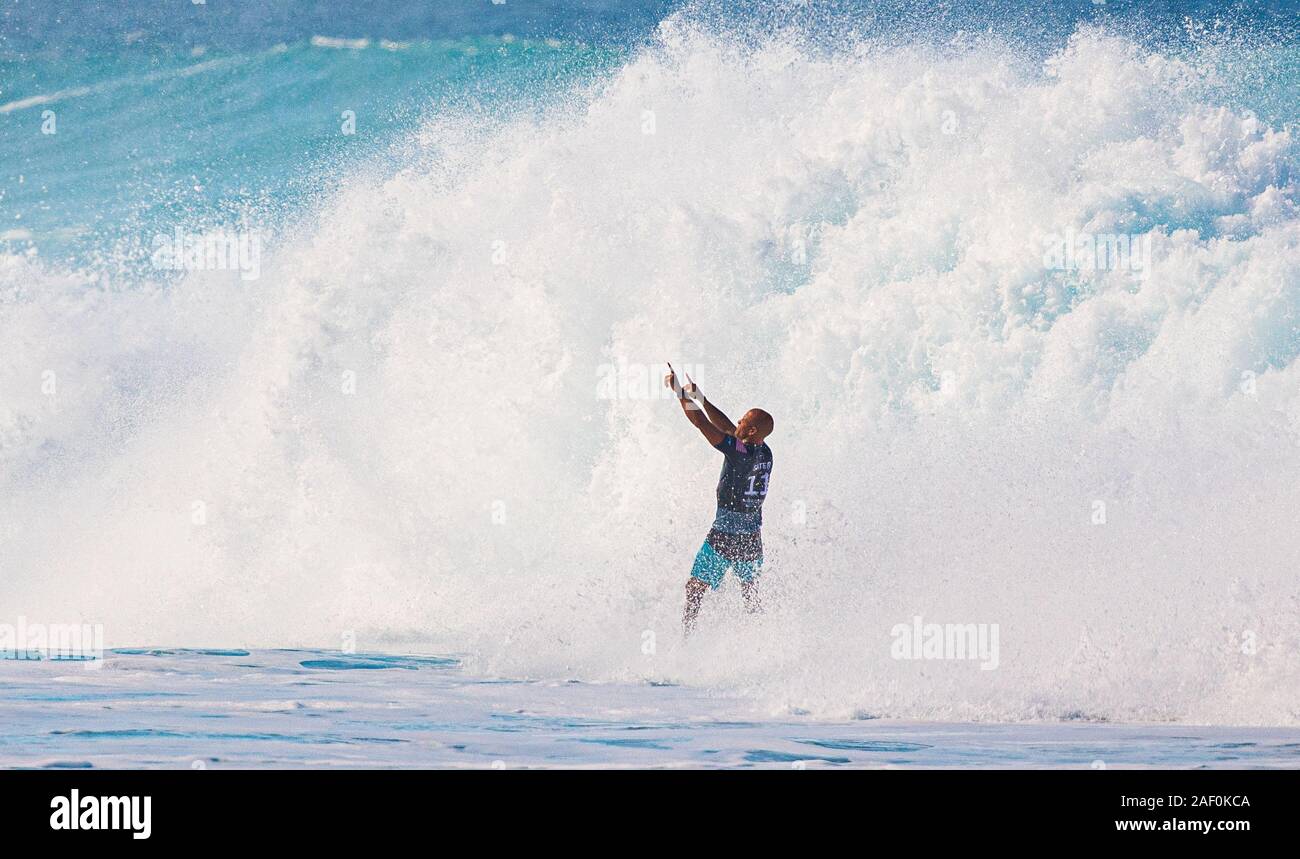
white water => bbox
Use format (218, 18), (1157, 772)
(3, 24), (1299, 725)
(7, 649), (1300, 768)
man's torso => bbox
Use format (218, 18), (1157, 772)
(706, 435), (772, 562)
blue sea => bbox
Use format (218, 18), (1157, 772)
(4, 649), (1300, 768)
(3, 1), (1297, 261)
(2, 1), (1300, 767)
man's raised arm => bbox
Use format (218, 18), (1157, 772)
(693, 391), (736, 437)
(664, 367), (726, 446)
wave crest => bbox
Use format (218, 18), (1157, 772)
(2, 23), (1298, 724)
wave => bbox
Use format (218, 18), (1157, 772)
(0, 56), (244, 114)
(2, 19), (1299, 725)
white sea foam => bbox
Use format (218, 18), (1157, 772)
(310, 36), (372, 50)
(2, 24), (1298, 725)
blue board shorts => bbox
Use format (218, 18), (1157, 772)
(690, 540), (763, 590)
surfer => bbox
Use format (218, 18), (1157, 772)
(664, 365), (774, 634)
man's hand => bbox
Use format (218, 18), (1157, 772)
(664, 369), (683, 398)
(665, 366), (701, 401)
(668, 366), (727, 445)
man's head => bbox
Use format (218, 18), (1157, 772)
(735, 408), (774, 445)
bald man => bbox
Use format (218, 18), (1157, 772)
(664, 367), (774, 634)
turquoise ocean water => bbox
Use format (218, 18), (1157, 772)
(3, 3), (1300, 762)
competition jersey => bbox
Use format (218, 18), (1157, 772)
(705, 435), (772, 562)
